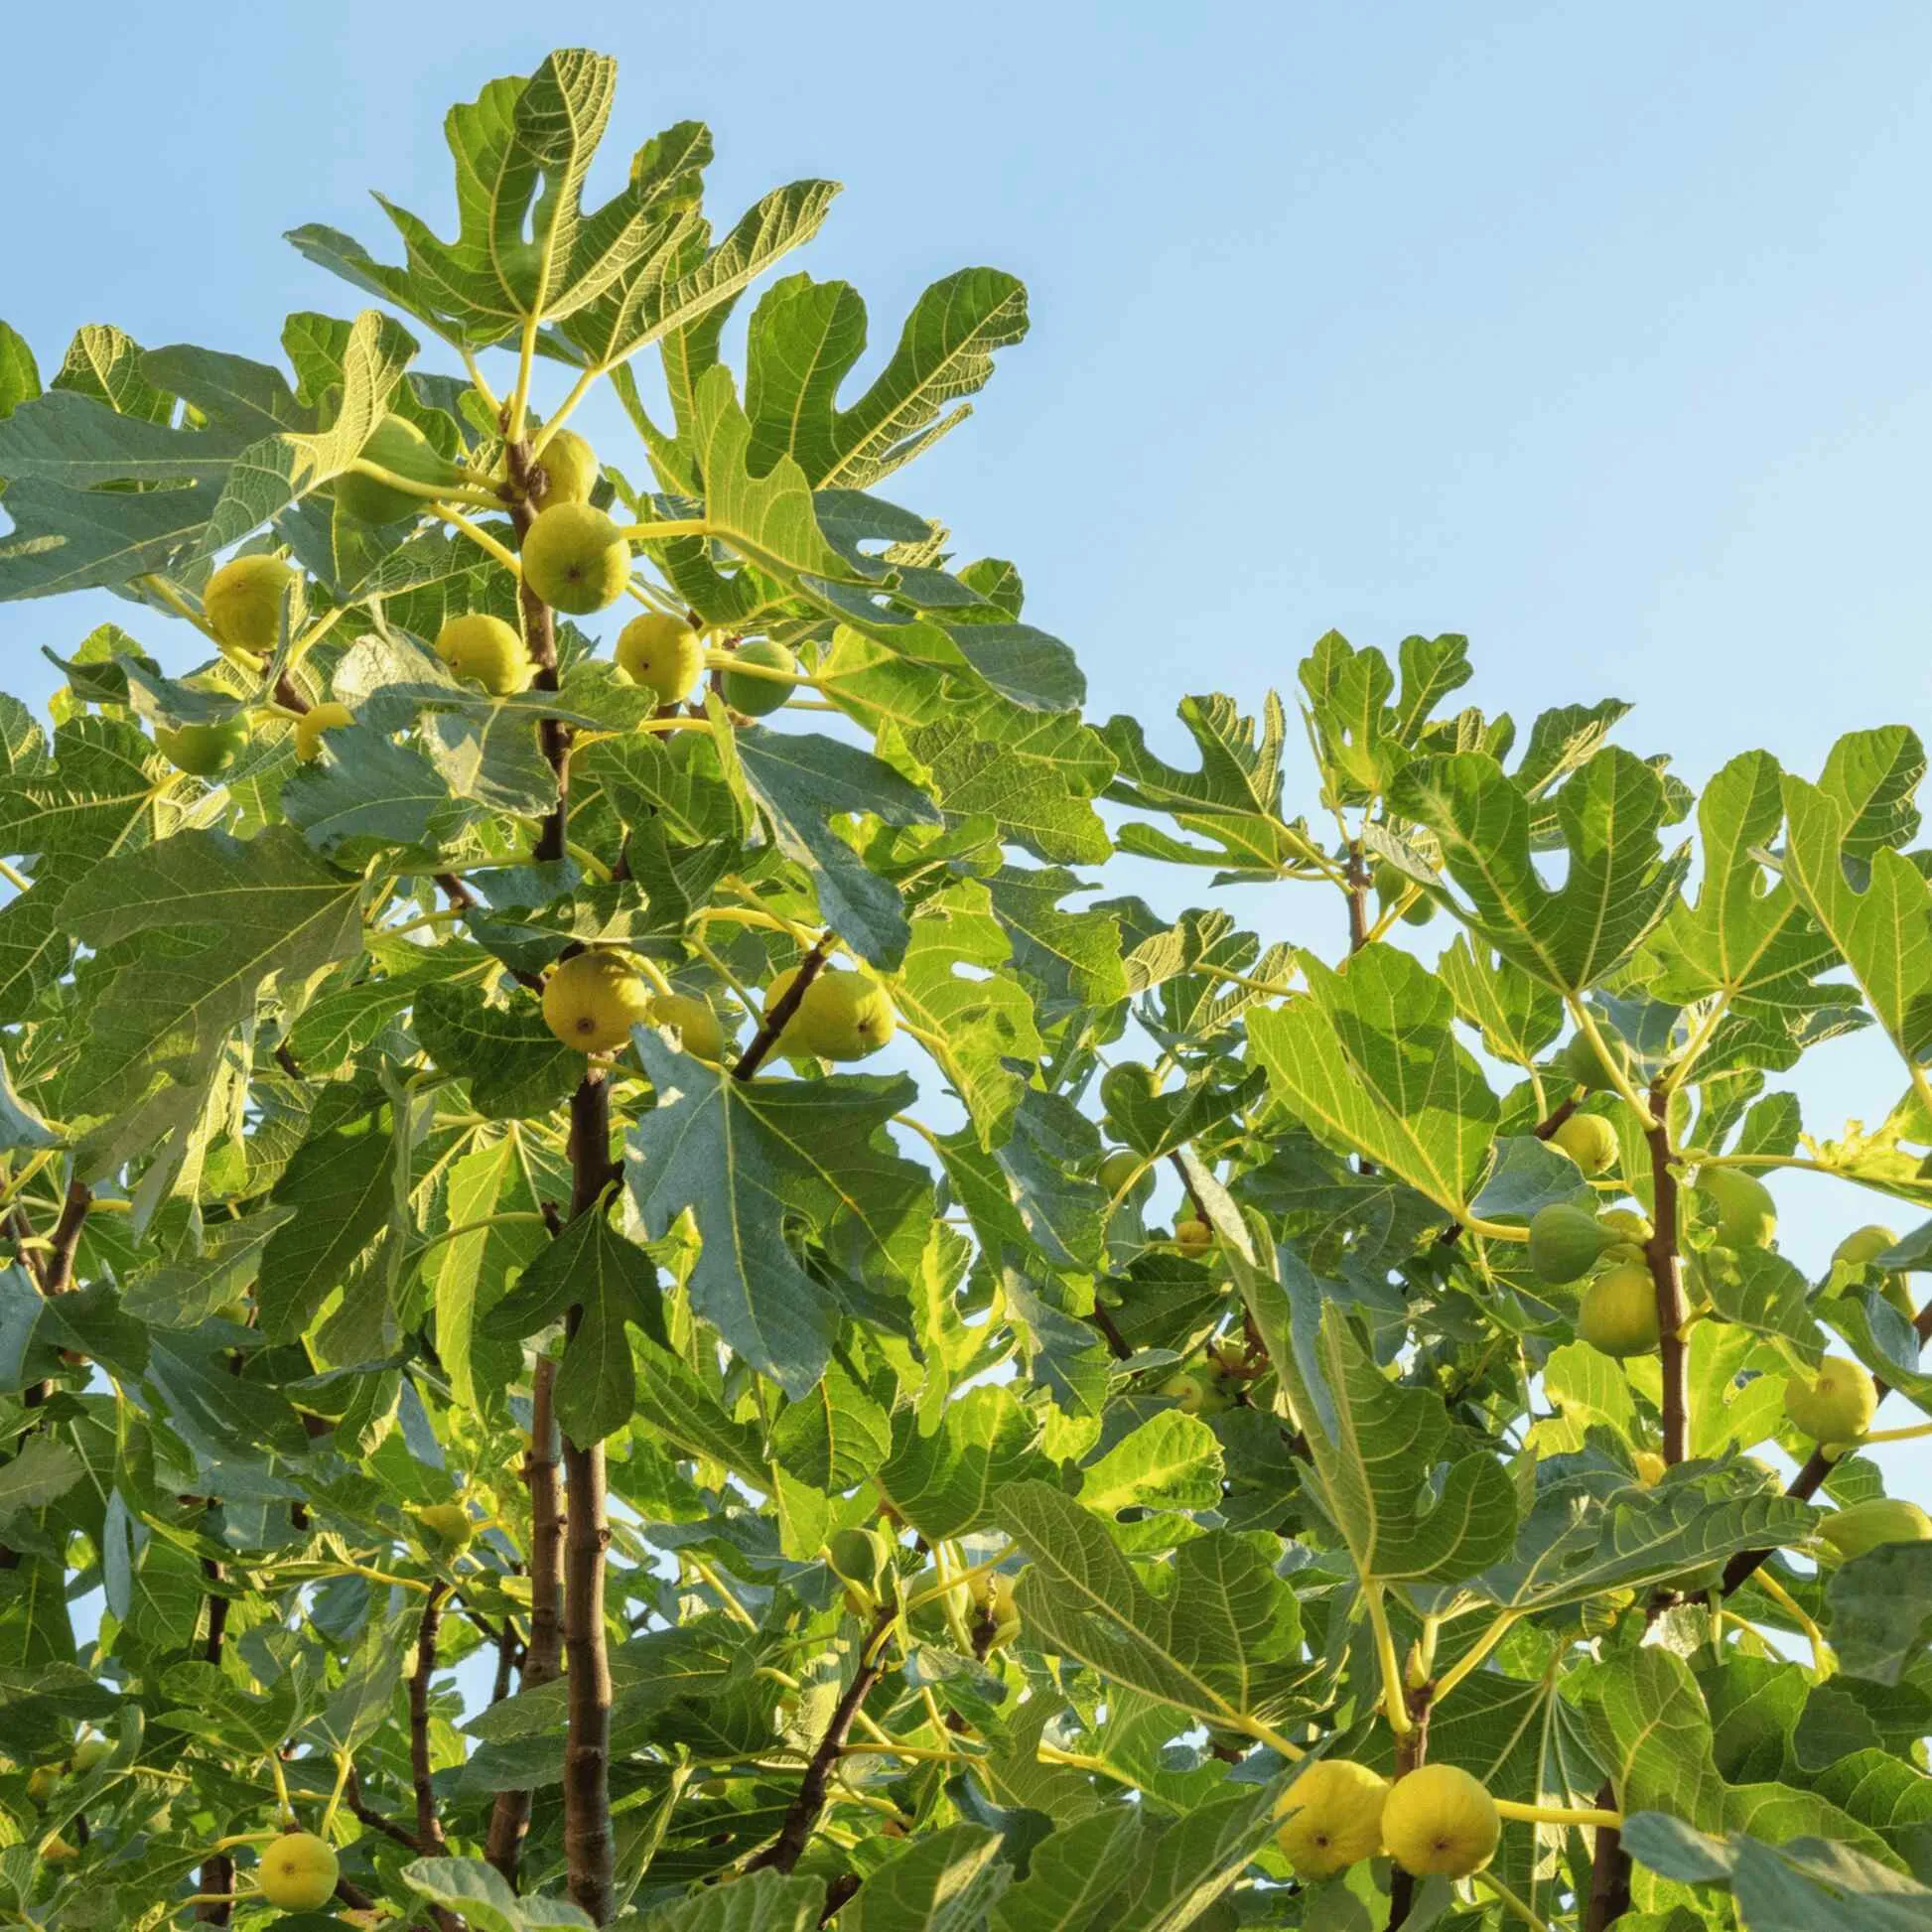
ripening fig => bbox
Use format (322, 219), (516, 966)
(294, 701), (353, 761)
(1275, 1758), (1390, 1879)
(1835, 1224), (1898, 1269)
(648, 992), (728, 1063)
(68, 1736), (108, 1775)
(1174, 1216), (1213, 1252)
(827, 1525), (892, 1617)
(720, 638), (798, 717)
(337, 413), (463, 524)
(1819, 1497), (1932, 1558)
(970, 1571), (1021, 1650)
(1380, 1763), (1500, 1878)
(1097, 1149), (1143, 1196)
(616, 612), (704, 702)
(1162, 1368), (1232, 1416)
(41, 1835), (78, 1865)
(1579, 1262), (1660, 1357)
(766, 967), (897, 1061)
(156, 717), (249, 778)
(1783, 1354), (1878, 1447)
(204, 554), (296, 656)
(26, 1765), (60, 1802)
(1632, 1449), (1667, 1485)
(435, 613), (530, 695)
(1597, 1207), (1652, 1247)
(416, 1503), (474, 1548)
(1527, 1203), (1612, 1285)
(1551, 1112), (1619, 1176)
(534, 428), (599, 505)
(1697, 1166), (1776, 1249)
(1559, 1030), (1630, 1094)
(542, 952), (653, 1054)
(256, 1832), (340, 1911)
(522, 502), (631, 615)
(1100, 1062), (1158, 1119)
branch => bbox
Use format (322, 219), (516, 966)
(1384, 1674), (1434, 1930)
(561, 1070), (615, 1923)
(1643, 1083), (1690, 1464)
(43, 1180), (91, 1296)
(746, 1602), (897, 1874)
(1583, 1777), (1630, 1931)
(345, 1766), (427, 1854)
(197, 1557), (233, 1925)
(503, 442), (568, 866)
(410, 1580), (451, 1853)
(733, 932), (832, 1081)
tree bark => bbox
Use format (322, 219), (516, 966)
(733, 931), (832, 1080)
(197, 1561), (233, 1924)
(503, 437), (568, 864)
(1643, 1087), (1690, 1465)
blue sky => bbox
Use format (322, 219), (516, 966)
(6, 3), (1931, 1485)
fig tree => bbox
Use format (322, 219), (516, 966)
(616, 612), (704, 702)
(648, 991), (728, 1062)
(766, 966), (897, 1061)
(1783, 1354), (1878, 1447)
(203, 553), (295, 656)
(338, 413), (462, 524)
(256, 1832), (340, 1912)
(294, 700), (353, 761)
(1527, 1203), (1612, 1285)
(1818, 1497), (1932, 1558)
(522, 502), (631, 614)
(1551, 1112), (1618, 1176)
(720, 638), (798, 716)
(542, 951), (653, 1054)
(435, 613), (530, 695)
(1697, 1166), (1776, 1249)
(1276, 1758), (1390, 1879)
(1380, 1762), (1499, 1877)
(156, 716), (248, 777)
(1579, 1262), (1660, 1357)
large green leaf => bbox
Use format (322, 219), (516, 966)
(844, 1824), (1008, 1932)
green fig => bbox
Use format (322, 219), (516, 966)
(1527, 1203), (1613, 1285)
(720, 638), (798, 717)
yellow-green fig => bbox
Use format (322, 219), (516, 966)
(970, 1571), (1021, 1650)
(156, 717), (248, 777)
(1380, 1763), (1500, 1878)
(1698, 1167), (1777, 1249)
(1597, 1207), (1653, 1246)
(256, 1832), (339, 1912)
(1162, 1368), (1231, 1417)
(204, 554), (296, 656)
(26, 1764), (61, 1803)
(1528, 1204), (1612, 1285)
(294, 701), (354, 762)
(1100, 1062), (1158, 1118)
(338, 413), (461, 525)
(1098, 1149), (1143, 1196)
(720, 638), (798, 717)
(41, 1834), (79, 1866)
(542, 952), (654, 1054)
(1835, 1224), (1899, 1269)
(1560, 1030), (1630, 1094)
(1579, 1262), (1660, 1358)
(522, 502), (630, 615)
(1632, 1449), (1668, 1485)
(648, 992), (728, 1063)
(1174, 1216), (1213, 1253)
(616, 613), (704, 703)
(1784, 1355), (1878, 1447)
(534, 427), (599, 505)
(1819, 1497), (1932, 1558)
(68, 1736), (109, 1775)
(436, 613), (530, 696)
(766, 967), (897, 1061)
(1276, 1758), (1391, 1879)
(415, 1503), (474, 1548)
(1552, 1112), (1619, 1177)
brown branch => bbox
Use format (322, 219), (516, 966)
(1583, 1777), (1630, 1931)
(503, 440), (568, 866)
(1533, 1094), (1579, 1140)
(560, 1070), (615, 1923)
(733, 932), (833, 1081)
(197, 1556), (233, 1924)
(1087, 1303), (1132, 1362)
(1344, 842), (1372, 955)
(746, 1602), (897, 1874)
(345, 1766), (427, 1854)
(1643, 1084), (1689, 1465)
(410, 1580), (452, 1857)
(43, 1181), (90, 1297)
(1384, 1676), (1433, 1930)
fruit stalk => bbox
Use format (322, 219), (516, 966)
(503, 437), (570, 865)
(746, 1601), (898, 1874)
(1641, 1087), (1689, 1464)
(561, 1069), (615, 1921)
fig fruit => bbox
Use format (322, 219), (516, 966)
(1579, 1262), (1660, 1358)
(435, 613), (530, 695)
(294, 701), (353, 761)
(204, 554), (295, 656)
(720, 638), (798, 717)
(1818, 1497), (1932, 1558)
(522, 502), (630, 615)
(1698, 1167), (1776, 1249)
(648, 992), (728, 1063)
(156, 717), (248, 777)
(1380, 1763), (1500, 1878)
(542, 952), (653, 1054)
(1559, 1030), (1630, 1094)
(616, 612), (704, 703)
(338, 413), (461, 525)
(1527, 1204), (1612, 1285)
(1276, 1758), (1391, 1879)
(256, 1832), (340, 1912)
(1551, 1112), (1618, 1177)
(766, 967), (897, 1061)
(534, 428), (599, 505)
(1783, 1354), (1878, 1447)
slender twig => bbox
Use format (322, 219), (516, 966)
(733, 933), (832, 1081)
(746, 1603), (897, 1874)
(345, 1766), (426, 1853)
(410, 1581), (452, 1857)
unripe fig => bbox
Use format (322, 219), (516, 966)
(416, 1503), (474, 1548)
(1527, 1203), (1612, 1285)
(1579, 1262), (1660, 1358)
(827, 1525), (891, 1617)
(765, 967), (897, 1061)
(204, 554), (296, 656)
(1559, 1030), (1630, 1094)
(1381, 1763), (1499, 1877)
(1835, 1224), (1898, 1269)
(156, 717), (248, 777)
(1099, 1062), (1158, 1118)
(68, 1736), (108, 1775)
(1551, 1112), (1619, 1177)
(1097, 1149), (1143, 1196)
(294, 701), (353, 761)
(338, 413), (462, 525)
(41, 1835), (78, 1865)
(256, 1832), (339, 1912)
(1174, 1216), (1213, 1253)
(213, 1298), (252, 1324)
(436, 613), (531, 696)
(522, 502), (631, 615)
(542, 951), (653, 1053)
(27, 1765), (60, 1802)
(647, 992), (728, 1063)
(1819, 1497), (1932, 1558)
(1597, 1207), (1652, 1246)
(616, 613), (704, 703)
(970, 1571), (1021, 1650)
(533, 428), (599, 505)
(1162, 1369), (1231, 1417)
(1784, 1355), (1878, 1447)
(1631, 1449), (1667, 1485)
(720, 638), (798, 717)
(1276, 1758), (1391, 1879)
(1698, 1167), (1777, 1249)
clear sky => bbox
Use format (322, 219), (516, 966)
(6, 2), (1931, 1486)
